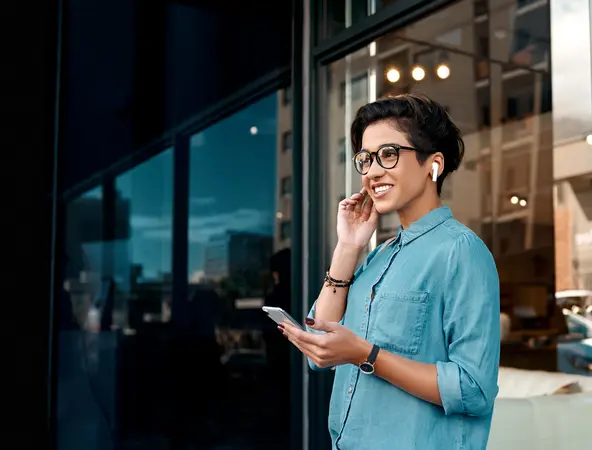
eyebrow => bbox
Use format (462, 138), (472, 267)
(359, 143), (415, 152)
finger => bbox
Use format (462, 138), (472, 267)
(360, 194), (374, 221)
(280, 327), (321, 358)
(339, 200), (356, 211)
(291, 338), (318, 360)
(306, 318), (339, 333)
(282, 323), (324, 346)
(353, 192), (366, 215)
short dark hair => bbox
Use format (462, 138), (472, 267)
(350, 93), (465, 195)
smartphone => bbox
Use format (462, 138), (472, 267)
(262, 306), (305, 330)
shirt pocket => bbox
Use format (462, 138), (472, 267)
(371, 290), (429, 355)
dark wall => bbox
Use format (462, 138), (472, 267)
(60, 0), (292, 194)
(3, 0), (58, 448)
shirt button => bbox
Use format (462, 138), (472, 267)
(348, 386), (353, 393)
(365, 305), (369, 311)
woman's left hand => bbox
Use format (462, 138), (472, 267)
(280, 318), (371, 369)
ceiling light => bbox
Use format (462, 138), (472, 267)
(519, 199), (527, 207)
(510, 195), (519, 204)
(386, 68), (400, 83)
(436, 64), (450, 79)
(250, 126), (258, 135)
(411, 66), (425, 81)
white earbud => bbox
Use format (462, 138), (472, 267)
(431, 162), (439, 182)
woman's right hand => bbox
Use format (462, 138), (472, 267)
(336, 188), (379, 249)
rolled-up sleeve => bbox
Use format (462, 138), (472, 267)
(436, 232), (500, 417)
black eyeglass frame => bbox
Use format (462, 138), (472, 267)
(351, 144), (421, 175)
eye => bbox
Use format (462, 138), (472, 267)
(380, 147), (398, 160)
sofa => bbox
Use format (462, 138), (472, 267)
(488, 366), (592, 450)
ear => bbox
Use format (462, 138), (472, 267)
(430, 153), (444, 180)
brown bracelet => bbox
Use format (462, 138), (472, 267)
(324, 271), (355, 293)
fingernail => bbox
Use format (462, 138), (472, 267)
(305, 318), (315, 326)
(277, 324), (285, 330)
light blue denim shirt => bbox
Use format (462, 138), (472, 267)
(307, 206), (500, 450)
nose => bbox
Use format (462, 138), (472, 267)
(366, 154), (385, 179)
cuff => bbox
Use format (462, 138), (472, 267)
(436, 360), (464, 415)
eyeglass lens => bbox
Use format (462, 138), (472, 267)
(353, 146), (400, 175)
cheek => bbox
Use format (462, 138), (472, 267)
(392, 167), (422, 195)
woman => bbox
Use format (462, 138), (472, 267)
(281, 93), (500, 449)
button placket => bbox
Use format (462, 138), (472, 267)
(337, 241), (403, 445)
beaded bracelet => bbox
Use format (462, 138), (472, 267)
(324, 271), (355, 293)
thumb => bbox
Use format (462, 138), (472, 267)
(305, 317), (339, 333)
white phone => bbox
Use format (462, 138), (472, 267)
(262, 306), (305, 330)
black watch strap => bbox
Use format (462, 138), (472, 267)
(367, 344), (380, 364)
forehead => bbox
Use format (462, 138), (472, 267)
(361, 121), (410, 151)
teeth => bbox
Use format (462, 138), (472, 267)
(374, 185), (393, 193)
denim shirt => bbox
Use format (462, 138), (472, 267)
(307, 206), (500, 450)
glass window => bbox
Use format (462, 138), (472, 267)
(280, 220), (292, 241)
(56, 149), (174, 449)
(57, 186), (110, 450)
(114, 149), (174, 307)
(56, 150), (175, 449)
(322, 0), (397, 40)
(281, 176), (292, 196)
(551, 0), (592, 309)
(322, 0), (578, 376)
(283, 86), (292, 106)
(187, 90), (293, 448)
(60, 186), (105, 331)
(282, 130), (293, 152)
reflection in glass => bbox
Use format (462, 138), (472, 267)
(322, 0), (396, 39)
(324, 0), (569, 373)
(57, 88), (293, 448)
(550, 0), (592, 304)
(187, 91), (292, 448)
(57, 186), (114, 450)
(114, 148), (173, 328)
(57, 149), (175, 450)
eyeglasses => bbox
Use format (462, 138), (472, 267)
(352, 144), (419, 175)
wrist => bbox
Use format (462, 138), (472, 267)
(351, 338), (373, 366)
(334, 241), (364, 257)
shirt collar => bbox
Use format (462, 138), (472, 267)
(394, 206), (453, 246)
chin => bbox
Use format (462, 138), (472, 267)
(374, 197), (399, 214)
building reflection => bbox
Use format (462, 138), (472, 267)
(57, 93), (292, 450)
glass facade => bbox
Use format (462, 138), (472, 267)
(43, 0), (592, 449)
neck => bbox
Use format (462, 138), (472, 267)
(397, 192), (442, 230)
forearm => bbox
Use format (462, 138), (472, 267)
(354, 341), (442, 406)
(313, 243), (362, 323)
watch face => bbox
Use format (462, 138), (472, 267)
(359, 362), (374, 374)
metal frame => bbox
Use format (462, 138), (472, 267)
(291, 1), (305, 450)
(314, 0), (457, 65)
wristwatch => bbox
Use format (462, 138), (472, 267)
(359, 344), (380, 374)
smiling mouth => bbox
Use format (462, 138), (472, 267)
(373, 185), (393, 196)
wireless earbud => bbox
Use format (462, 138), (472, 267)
(431, 162), (439, 182)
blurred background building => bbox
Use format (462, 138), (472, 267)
(7, 0), (592, 449)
